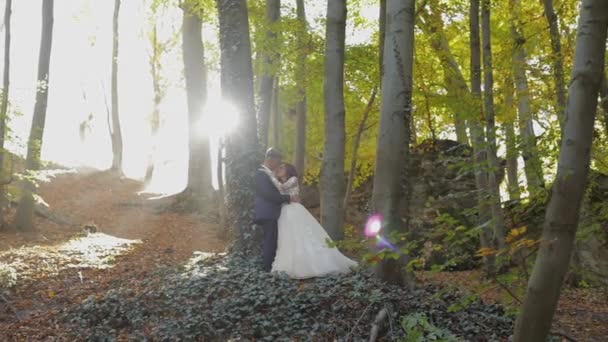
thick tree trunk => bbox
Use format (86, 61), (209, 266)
(510, 0), (545, 193)
(216, 0), (259, 251)
(320, 0), (347, 241)
(504, 75), (520, 200)
(371, 0), (416, 287)
(513, 1), (608, 339)
(0, 0), (11, 221)
(344, 87), (377, 211)
(15, 0), (54, 231)
(469, 0), (496, 274)
(418, 3), (469, 145)
(481, 0), (506, 250)
(182, 7), (213, 207)
(378, 0), (386, 82)
(110, 0), (123, 172)
(542, 0), (567, 131)
(294, 0), (307, 177)
(257, 0), (280, 149)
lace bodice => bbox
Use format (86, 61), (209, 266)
(261, 167), (300, 196)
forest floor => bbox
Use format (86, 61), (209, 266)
(0, 170), (605, 340)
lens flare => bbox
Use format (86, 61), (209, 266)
(365, 215), (383, 237)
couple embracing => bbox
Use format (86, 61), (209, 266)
(254, 148), (357, 279)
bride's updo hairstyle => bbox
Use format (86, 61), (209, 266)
(282, 163), (298, 180)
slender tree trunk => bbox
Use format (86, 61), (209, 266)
(418, 3), (469, 145)
(469, 0), (496, 274)
(510, 0), (545, 193)
(504, 75), (520, 200)
(182, 7), (213, 208)
(145, 24), (161, 185)
(0, 0), (11, 221)
(600, 73), (608, 136)
(257, 0), (280, 149)
(344, 87), (377, 211)
(513, 2), (608, 339)
(481, 0), (506, 250)
(271, 77), (280, 147)
(216, 0), (259, 251)
(371, 0), (416, 287)
(15, 0), (54, 231)
(110, 0), (123, 173)
(217, 138), (227, 236)
(542, 0), (567, 131)
(294, 0), (307, 177)
(320, 0), (347, 241)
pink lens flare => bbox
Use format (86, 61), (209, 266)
(365, 215), (383, 237)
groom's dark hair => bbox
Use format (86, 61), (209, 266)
(265, 147), (282, 160)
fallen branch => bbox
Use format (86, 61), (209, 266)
(550, 330), (578, 342)
(346, 303), (372, 340)
(368, 308), (388, 342)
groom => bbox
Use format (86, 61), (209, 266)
(254, 148), (299, 271)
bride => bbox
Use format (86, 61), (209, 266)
(261, 163), (357, 279)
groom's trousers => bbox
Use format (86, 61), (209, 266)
(261, 219), (278, 272)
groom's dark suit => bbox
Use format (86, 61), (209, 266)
(254, 166), (290, 271)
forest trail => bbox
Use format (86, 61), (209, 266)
(0, 170), (226, 339)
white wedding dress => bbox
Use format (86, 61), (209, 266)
(264, 171), (357, 279)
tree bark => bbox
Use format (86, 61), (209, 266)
(344, 87), (377, 212)
(481, 0), (506, 250)
(216, 0), (259, 251)
(320, 0), (347, 241)
(0, 0), (11, 221)
(378, 0), (386, 83)
(504, 75), (520, 200)
(257, 0), (280, 149)
(15, 0), (54, 231)
(270, 77), (280, 147)
(600, 73), (608, 136)
(469, 0), (496, 274)
(110, 0), (123, 173)
(182, 7), (213, 208)
(542, 0), (567, 131)
(145, 24), (161, 186)
(217, 138), (227, 235)
(418, 3), (469, 145)
(371, 0), (416, 287)
(513, 1), (608, 339)
(294, 0), (307, 178)
(510, 0), (545, 193)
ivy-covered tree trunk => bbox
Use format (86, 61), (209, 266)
(418, 1), (468, 145)
(542, 0), (567, 131)
(513, 1), (608, 339)
(0, 0), (12, 221)
(294, 0), (307, 178)
(110, 0), (124, 173)
(469, 0), (496, 274)
(481, 0), (506, 250)
(182, 6), (213, 209)
(257, 0), (280, 149)
(217, 0), (259, 252)
(509, 0), (545, 194)
(15, 0), (54, 231)
(320, 0), (347, 241)
(371, 0), (415, 287)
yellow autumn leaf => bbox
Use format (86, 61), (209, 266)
(48, 290), (56, 299)
(476, 247), (497, 257)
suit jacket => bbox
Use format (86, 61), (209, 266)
(254, 167), (290, 222)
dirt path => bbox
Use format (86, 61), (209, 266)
(0, 170), (226, 340)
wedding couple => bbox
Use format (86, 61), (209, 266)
(254, 148), (357, 279)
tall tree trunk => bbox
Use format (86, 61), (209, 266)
(371, 0), (416, 287)
(378, 0), (386, 83)
(418, 3), (469, 145)
(542, 0), (567, 131)
(469, 0), (496, 274)
(294, 0), (307, 177)
(217, 138), (227, 236)
(513, 1), (608, 339)
(481, 0), (506, 250)
(344, 87), (377, 211)
(271, 77), (280, 147)
(504, 75), (520, 200)
(15, 0), (54, 231)
(0, 0), (11, 221)
(110, 0), (123, 173)
(320, 0), (347, 241)
(216, 0), (259, 251)
(510, 0), (545, 194)
(257, 0), (280, 149)
(145, 24), (161, 186)
(600, 73), (608, 136)
(182, 6), (213, 208)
